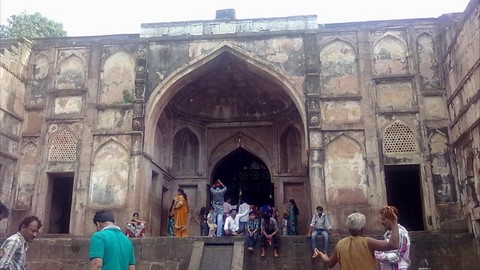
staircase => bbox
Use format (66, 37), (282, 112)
(188, 238), (244, 270)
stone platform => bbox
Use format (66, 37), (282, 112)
(1, 232), (478, 269)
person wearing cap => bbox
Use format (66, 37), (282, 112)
(89, 209), (135, 270)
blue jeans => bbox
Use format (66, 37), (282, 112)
(200, 223), (208, 236)
(245, 231), (258, 248)
(215, 212), (224, 236)
(311, 229), (329, 253)
(239, 221), (247, 233)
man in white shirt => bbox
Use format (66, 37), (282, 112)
(224, 208), (250, 236)
(237, 198), (250, 233)
(307, 206), (333, 257)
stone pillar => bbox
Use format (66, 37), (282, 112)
(303, 33), (325, 209)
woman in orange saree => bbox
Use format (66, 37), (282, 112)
(172, 188), (189, 236)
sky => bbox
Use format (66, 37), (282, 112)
(0, 0), (472, 37)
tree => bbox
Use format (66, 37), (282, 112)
(0, 12), (67, 38)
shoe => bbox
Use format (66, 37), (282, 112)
(312, 253), (318, 258)
(274, 253), (279, 258)
(261, 253), (265, 257)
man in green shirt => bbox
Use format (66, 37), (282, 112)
(89, 210), (135, 270)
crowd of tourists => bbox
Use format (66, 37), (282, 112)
(0, 182), (411, 269)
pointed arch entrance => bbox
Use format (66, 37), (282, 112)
(212, 148), (273, 207)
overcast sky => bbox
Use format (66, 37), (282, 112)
(0, 0), (472, 36)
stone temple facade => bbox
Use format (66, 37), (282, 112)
(0, 0), (479, 239)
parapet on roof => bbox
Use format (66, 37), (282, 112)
(140, 9), (318, 38)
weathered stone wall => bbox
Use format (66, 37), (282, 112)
(0, 39), (32, 233)
(2, 233), (476, 270)
(441, 0), (480, 236)
(0, 1), (477, 242)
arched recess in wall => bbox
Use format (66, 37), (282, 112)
(373, 34), (409, 75)
(280, 126), (302, 173)
(144, 43), (307, 157)
(382, 121), (417, 155)
(429, 131), (456, 203)
(15, 141), (39, 209)
(209, 132), (272, 178)
(153, 113), (173, 169)
(324, 135), (367, 204)
(89, 139), (130, 208)
(99, 50), (135, 104)
(319, 39), (359, 95)
(417, 32), (440, 89)
(34, 54), (49, 80)
(172, 127), (199, 176)
(56, 54), (86, 90)
(48, 128), (78, 162)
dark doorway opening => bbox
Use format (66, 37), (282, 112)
(161, 186), (171, 236)
(384, 164), (424, 231)
(212, 148), (273, 207)
(47, 174), (74, 233)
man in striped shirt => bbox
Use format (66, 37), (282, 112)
(0, 216), (42, 270)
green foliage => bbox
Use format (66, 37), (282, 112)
(122, 90), (134, 104)
(0, 12), (67, 38)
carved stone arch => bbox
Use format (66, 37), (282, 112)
(280, 126), (302, 173)
(324, 134), (368, 200)
(373, 32), (408, 52)
(89, 139), (130, 208)
(144, 42), (307, 156)
(22, 141), (38, 159)
(172, 127), (200, 176)
(56, 53), (86, 90)
(417, 32), (439, 89)
(208, 132), (272, 178)
(48, 128), (78, 162)
(382, 121), (417, 154)
(319, 36), (358, 56)
(373, 33), (409, 75)
(327, 133), (365, 158)
(34, 53), (49, 80)
(319, 38), (359, 95)
(99, 50), (136, 104)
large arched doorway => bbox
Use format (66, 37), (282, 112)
(212, 148), (273, 207)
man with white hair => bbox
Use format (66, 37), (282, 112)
(315, 206), (400, 270)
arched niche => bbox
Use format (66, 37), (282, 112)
(15, 141), (39, 209)
(280, 126), (302, 173)
(417, 33), (440, 89)
(429, 132), (456, 203)
(373, 35), (408, 75)
(57, 54), (85, 90)
(89, 139), (130, 208)
(324, 135), (367, 204)
(172, 128), (199, 176)
(320, 40), (358, 95)
(34, 54), (49, 80)
(100, 50), (135, 104)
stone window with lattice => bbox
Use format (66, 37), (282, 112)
(383, 121), (417, 154)
(48, 129), (78, 162)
